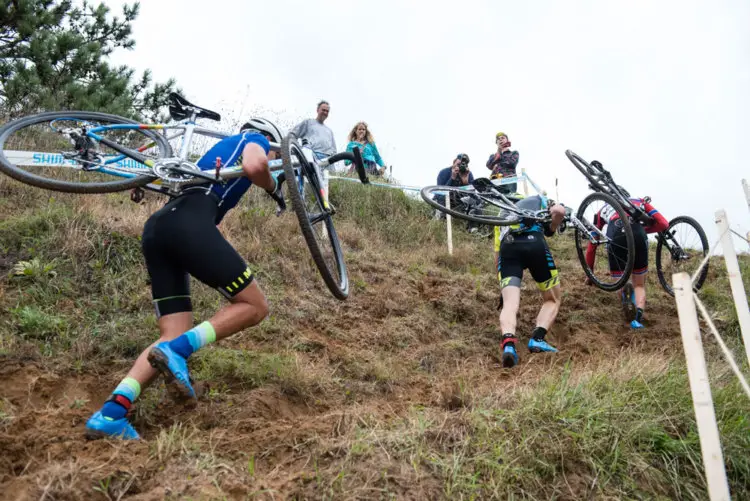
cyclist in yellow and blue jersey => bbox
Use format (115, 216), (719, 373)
(494, 194), (566, 368)
(85, 118), (286, 440)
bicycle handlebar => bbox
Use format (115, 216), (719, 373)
(320, 147), (370, 185)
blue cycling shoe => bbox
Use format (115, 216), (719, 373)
(528, 338), (558, 353)
(85, 411), (139, 440)
(502, 344), (518, 368)
(630, 319), (645, 329)
(148, 341), (196, 399)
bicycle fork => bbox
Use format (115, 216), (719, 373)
(302, 149), (332, 212)
(571, 216), (605, 244)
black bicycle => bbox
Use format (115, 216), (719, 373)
(566, 150), (709, 296)
(0, 93), (370, 300)
(421, 177), (636, 291)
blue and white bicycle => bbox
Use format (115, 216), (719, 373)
(0, 93), (369, 300)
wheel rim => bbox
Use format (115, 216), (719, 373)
(286, 140), (348, 298)
(657, 219), (709, 294)
(421, 185), (522, 226)
(0, 113), (164, 191)
(575, 193), (634, 290)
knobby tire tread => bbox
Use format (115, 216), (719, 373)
(656, 215), (709, 296)
(281, 134), (349, 300)
(574, 192), (636, 291)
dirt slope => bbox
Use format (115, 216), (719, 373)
(0, 178), (747, 500)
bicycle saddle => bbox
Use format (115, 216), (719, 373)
(471, 177), (495, 192)
(168, 93), (221, 122)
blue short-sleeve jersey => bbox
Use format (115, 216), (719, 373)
(195, 131), (270, 223)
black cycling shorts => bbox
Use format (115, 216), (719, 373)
(496, 230), (560, 291)
(141, 192), (253, 318)
(607, 219), (648, 277)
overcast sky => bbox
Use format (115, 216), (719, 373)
(103, 0), (750, 248)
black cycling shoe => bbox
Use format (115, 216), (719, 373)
(266, 173), (286, 216)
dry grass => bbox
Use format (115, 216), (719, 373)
(0, 176), (748, 500)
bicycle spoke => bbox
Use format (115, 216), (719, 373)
(0, 111), (168, 193)
(4, 117), (156, 182)
(301, 175), (339, 283)
(282, 135), (348, 299)
(420, 184), (522, 225)
(574, 192), (635, 291)
(656, 216), (710, 295)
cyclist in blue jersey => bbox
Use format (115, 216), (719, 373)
(494, 194), (566, 368)
(85, 118), (286, 440)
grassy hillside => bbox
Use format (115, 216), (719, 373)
(0, 175), (749, 501)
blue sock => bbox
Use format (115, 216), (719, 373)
(101, 377), (140, 420)
(168, 321), (217, 359)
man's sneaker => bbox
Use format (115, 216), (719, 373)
(502, 344), (518, 368)
(621, 282), (636, 323)
(528, 338), (558, 353)
(630, 319), (645, 329)
(85, 411), (139, 440)
(148, 342), (196, 399)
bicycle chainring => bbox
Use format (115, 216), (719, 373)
(153, 158), (201, 183)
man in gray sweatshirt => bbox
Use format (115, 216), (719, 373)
(292, 100), (337, 160)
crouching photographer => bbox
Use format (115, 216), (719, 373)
(435, 154), (482, 233)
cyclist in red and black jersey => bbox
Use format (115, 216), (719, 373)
(585, 187), (668, 328)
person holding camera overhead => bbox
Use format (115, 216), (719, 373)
(486, 132), (519, 194)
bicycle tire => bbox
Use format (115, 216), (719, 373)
(565, 150), (610, 192)
(0, 111), (168, 193)
(420, 185), (523, 226)
(574, 192), (635, 291)
(656, 215), (709, 296)
(566, 150), (653, 225)
(351, 146), (369, 184)
(281, 133), (349, 300)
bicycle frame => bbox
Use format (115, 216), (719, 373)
(72, 115), (357, 200)
(449, 182), (609, 245)
(566, 150), (654, 225)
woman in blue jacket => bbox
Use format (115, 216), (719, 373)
(345, 121), (386, 176)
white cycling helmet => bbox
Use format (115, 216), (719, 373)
(240, 118), (283, 143)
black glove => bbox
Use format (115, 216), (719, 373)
(266, 173), (286, 216)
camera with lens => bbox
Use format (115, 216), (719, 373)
(457, 153), (470, 174)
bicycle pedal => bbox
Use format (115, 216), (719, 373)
(130, 187), (145, 203)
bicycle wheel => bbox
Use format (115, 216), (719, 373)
(656, 215), (709, 296)
(574, 192), (635, 291)
(420, 185), (522, 226)
(281, 133), (349, 300)
(565, 150), (611, 191)
(0, 111), (170, 193)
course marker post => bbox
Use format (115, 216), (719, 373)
(445, 193), (453, 256)
(521, 168), (529, 196)
(673, 272), (731, 501)
(716, 210), (750, 366)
